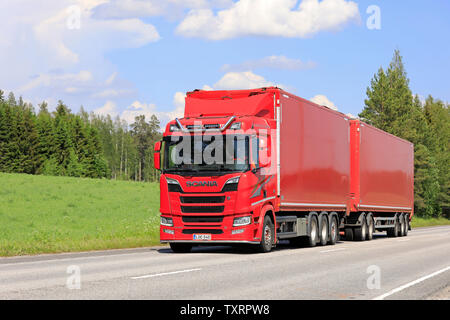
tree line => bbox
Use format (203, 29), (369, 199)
(359, 50), (449, 218)
(0, 92), (161, 182)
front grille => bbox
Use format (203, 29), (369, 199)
(181, 206), (225, 213)
(180, 196), (225, 204)
(182, 216), (224, 223)
(182, 229), (223, 235)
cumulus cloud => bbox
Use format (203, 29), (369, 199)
(310, 94), (338, 111)
(176, 0), (361, 40)
(0, 0), (159, 109)
(94, 92), (185, 127)
(221, 55), (317, 72)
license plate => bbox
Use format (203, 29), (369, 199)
(193, 234), (212, 241)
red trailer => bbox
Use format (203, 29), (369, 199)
(154, 87), (414, 253)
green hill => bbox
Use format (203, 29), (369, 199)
(0, 173), (161, 256)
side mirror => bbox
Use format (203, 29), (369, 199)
(154, 141), (162, 170)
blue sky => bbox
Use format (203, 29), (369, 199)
(1, 0), (449, 125)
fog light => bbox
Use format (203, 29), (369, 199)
(163, 229), (174, 235)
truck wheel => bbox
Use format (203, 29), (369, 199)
(387, 217), (399, 238)
(328, 216), (338, 245)
(319, 215), (329, 246)
(366, 215), (374, 241)
(354, 215), (367, 241)
(170, 243), (192, 253)
(258, 215), (274, 253)
(345, 228), (354, 241)
(399, 214), (406, 237)
(403, 215), (409, 236)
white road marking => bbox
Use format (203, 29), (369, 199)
(397, 239), (411, 242)
(131, 268), (202, 280)
(320, 248), (346, 253)
(372, 266), (450, 300)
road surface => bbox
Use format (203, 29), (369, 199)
(0, 226), (449, 300)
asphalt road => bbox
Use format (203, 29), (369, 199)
(0, 226), (449, 300)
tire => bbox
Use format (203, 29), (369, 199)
(354, 214), (367, 241)
(328, 216), (338, 245)
(304, 215), (319, 247)
(170, 243), (192, 253)
(404, 214), (409, 236)
(387, 216), (399, 238)
(258, 215), (274, 253)
(399, 214), (406, 237)
(345, 227), (354, 241)
(366, 215), (374, 241)
(319, 215), (329, 246)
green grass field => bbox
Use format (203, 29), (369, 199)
(0, 172), (448, 257)
(0, 173), (161, 257)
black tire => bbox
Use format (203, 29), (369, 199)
(319, 215), (329, 246)
(170, 243), (192, 253)
(404, 214), (409, 236)
(328, 216), (338, 245)
(399, 214), (406, 237)
(258, 215), (274, 253)
(354, 215), (367, 241)
(366, 215), (374, 241)
(301, 215), (319, 247)
(345, 227), (354, 241)
(387, 216), (399, 238)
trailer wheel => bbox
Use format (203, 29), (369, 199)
(399, 214), (406, 237)
(403, 215), (409, 236)
(387, 216), (399, 238)
(170, 243), (192, 253)
(345, 228), (354, 241)
(258, 215), (274, 253)
(319, 215), (329, 246)
(366, 215), (374, 241)
(354, 215), (367, 241)
(328, 216), (338, 245)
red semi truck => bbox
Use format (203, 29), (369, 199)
(154, 87), (414, 253)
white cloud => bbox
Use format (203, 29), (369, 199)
(0, 0), (160, 110)
(95, 100), (119, 117)
(221, 55), (317, 72)
(213, 71), (275, 90)
(176, 0), (361, 40)
(93, 0), (233, 20)
(94, 92), (185, 127)
(310, 94), (338, 111)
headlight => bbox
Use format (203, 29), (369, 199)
(233, 216), (252, 227)
(161, 216), (173, 227)
(166, 177), (183, 192)
(166, 177), (179, 185)
(225, 176), (240, 185)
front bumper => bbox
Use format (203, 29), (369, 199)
(160, 214), (261, 244)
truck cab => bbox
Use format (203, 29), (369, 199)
(154, 88), (279, 252)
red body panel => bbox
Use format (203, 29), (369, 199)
(350, 121), (414, 214)
(279, 93), (350, 211)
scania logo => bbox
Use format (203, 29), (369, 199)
(186, 181), (218, 187)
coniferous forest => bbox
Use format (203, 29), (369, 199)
(0, 50), (448, 218)
(0, 93), (161, 183)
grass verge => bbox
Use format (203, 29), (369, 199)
(411, 216), (450, 228)
(0, 173), (161, 257)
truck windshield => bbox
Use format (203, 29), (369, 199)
(162, 134), (251, 175)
